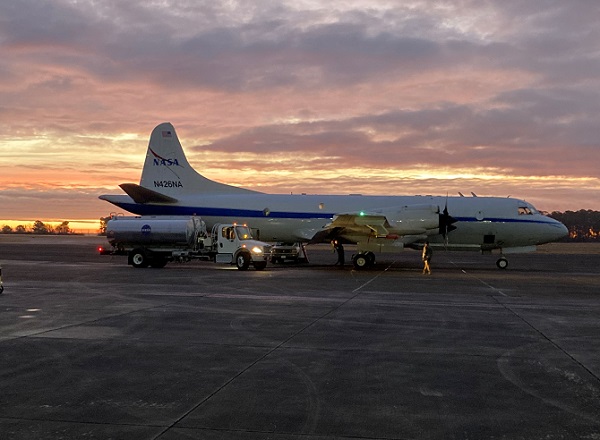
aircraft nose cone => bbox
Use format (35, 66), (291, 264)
(556, 222), (569, 240)
(545, 219), (569, 243)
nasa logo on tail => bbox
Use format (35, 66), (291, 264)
(149, 147), (181, 167)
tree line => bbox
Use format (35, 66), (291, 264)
(1, 220), (74, 235)
(2, 211), (599, 241)
(548, 210), (600, 242)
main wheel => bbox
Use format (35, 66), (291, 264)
(130, 248), (149, 268)
(353, 253), (369, 269)
(236, 252), (250, 270)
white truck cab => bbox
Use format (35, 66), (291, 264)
(209, 223), (270, 270)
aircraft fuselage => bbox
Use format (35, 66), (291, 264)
(105, 193), (567, 250)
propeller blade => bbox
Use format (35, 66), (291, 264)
(439, 201), (457, 238)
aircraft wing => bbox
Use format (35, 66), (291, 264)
(328, 213), (393, 236)
(307, 204), (451, 244)
(307, 212), (394, 244)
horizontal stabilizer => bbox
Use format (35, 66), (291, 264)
(119, 183), (178, 204)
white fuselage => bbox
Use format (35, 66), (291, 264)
(104, 192), (568, 251)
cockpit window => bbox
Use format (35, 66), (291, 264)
(518, 206), (532, 215)
(518, 205), (539, 215)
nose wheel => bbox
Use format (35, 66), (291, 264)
(496, 257), (508, 269)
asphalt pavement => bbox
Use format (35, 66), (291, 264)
(1, 235), (599, 439)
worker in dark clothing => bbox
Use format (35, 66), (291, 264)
(333, 240), (345, 267)
(422, 241), (432, 274)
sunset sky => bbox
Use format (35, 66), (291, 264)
(1, 1), (599, 232)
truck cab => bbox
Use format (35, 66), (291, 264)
(210, 223), (270, 270)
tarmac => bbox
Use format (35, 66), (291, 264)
(1, 235), (599, 439)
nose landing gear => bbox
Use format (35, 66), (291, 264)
(496, 257), (508, 269)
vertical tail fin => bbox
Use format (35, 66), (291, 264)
(139, 122), (258, 196)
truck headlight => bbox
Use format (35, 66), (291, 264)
(251, 246), (263, 254)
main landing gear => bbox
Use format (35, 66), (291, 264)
(352, 252), (376, 269)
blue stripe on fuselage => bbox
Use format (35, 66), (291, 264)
(113, 203), (334, 219)
(111, 202), (558, 226)
(452, 216), (557, 225)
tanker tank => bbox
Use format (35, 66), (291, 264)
(106, 216), (206, 247)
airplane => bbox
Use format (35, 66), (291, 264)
(100, 122), (569, 269)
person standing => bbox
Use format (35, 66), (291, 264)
(333, 240), (345, 267)
(422, 241), (432, 274)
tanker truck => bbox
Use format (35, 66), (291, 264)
(99, 215), (270, 270)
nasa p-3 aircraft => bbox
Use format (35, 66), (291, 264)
(100, 122), (568, 269)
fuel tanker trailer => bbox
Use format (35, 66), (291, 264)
(100, 215), (270, 270)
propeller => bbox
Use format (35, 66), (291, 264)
(439, 197), (457, 244)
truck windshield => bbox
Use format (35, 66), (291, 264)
(235, 226), (253, 240)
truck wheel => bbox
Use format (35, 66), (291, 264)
(130, 248), (149, 268)
(235, 252), (250, 270)
(253, 261), (267, 271)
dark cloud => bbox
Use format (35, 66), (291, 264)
(0, 1), (488, 90)
(200, 98), (600, 178)
(0, 0), (599, 217)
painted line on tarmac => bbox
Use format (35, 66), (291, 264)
(470, 275), (508, 297)
(351, 260), (396, 293)
(451, 262), (509, 297)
